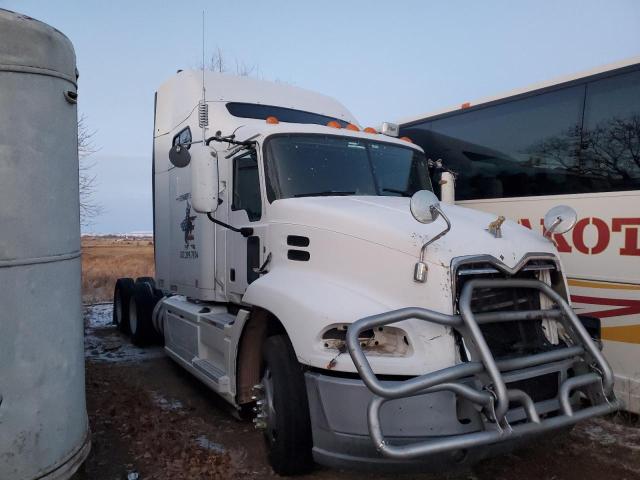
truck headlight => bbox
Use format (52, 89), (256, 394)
(321, 324), (412, 357)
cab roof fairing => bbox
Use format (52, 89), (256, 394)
(154, 70), (359, 137)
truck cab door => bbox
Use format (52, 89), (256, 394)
(226, 151), (265, 298)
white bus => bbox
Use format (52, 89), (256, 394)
(400, 57), (640, 414)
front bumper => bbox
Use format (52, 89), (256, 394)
(306, 279), (620, 470)
(305, 368), (619, 471)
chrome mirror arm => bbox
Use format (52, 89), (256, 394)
(414, 206), (452, 283)
(544, 216), (562, 239)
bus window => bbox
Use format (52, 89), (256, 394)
(581, 70), (640, 192)
(417, 85), (586, 200)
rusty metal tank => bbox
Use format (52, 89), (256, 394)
(0, 9), (90, 479)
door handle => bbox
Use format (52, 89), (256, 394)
(253, 252), (272, 274)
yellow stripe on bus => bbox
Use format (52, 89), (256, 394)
(602, 324), (640, 344)
(568, 279), (640, 291)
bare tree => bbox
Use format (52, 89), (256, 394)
(235, 58), (256, 77)
(527, 115), (640, 184)
(78, 115), (102, 225)
(583, 115), (640, 181)
(209, 47), (226, 73)
(207, 48), (258, 77)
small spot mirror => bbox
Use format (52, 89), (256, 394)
(410, 190), (441, 224)
(169, 144), (191, 168)
(543, 205), (578, 236)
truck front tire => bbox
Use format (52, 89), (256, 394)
(261, 335), (313, 475)
(113, 278), (135, 333)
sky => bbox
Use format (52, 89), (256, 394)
(3, 0), (640, 233)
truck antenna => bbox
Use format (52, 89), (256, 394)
(198, 10), (208, 142)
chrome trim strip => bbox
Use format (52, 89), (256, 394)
(450, 253), (560, 307)
(457, 267), (500, 276)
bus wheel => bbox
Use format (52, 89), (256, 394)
(113, 278), (135, 334)
(129, 280), (157, 347)
(259, 335), (313, 475)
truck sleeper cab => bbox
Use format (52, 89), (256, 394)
(113, 71), (619, 475)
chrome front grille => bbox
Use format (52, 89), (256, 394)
(453, 256), (559, 360)
(469, 279), (541, 313)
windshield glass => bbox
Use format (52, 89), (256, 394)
(264, 134), (433, 201)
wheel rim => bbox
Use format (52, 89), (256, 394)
(129, 296), (137, 334)
(261, 367), (277, 443)
(114, 290), (122, 326)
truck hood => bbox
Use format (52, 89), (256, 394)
(268, 196), (557, 269)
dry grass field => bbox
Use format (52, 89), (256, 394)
(81, 236), (154, 303)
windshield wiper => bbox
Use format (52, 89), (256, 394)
(294, 190), (356, 198)
(382, 188), (413, 197)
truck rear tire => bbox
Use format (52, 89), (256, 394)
(135, 276), (155, 288)
(261, 335), (313, 475)
(113, 277), (135, 334)
(129, 280), (157, 346)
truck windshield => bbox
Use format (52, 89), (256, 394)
(264, 134), (433, 201)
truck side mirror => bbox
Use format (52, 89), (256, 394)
(190, 145), (219, 214)
(169, 144), (191, 168)
(409, 189), (452, 283)
(543, 205), (577, 237)
(410, 190), (441, 224)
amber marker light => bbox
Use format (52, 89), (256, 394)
(345, 123), (360, 131)
(399, 136), (413, 143)
(326, 120), (342, 129)
(266, 116), (279, 124)
(363, 127), (377, 134)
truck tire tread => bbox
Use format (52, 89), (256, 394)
(262, 334), (313, 475)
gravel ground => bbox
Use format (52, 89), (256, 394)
(80, 305), (640, 480)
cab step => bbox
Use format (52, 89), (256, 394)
(192, 357), (230, 388)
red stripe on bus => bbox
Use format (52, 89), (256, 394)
(571, 295), (640, 319)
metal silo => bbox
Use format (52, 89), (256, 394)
(0, 9), (90, 480)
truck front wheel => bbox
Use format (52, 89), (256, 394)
(260, 335), (313, 475)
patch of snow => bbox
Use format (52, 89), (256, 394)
(194, 435), (226, 454)
(84, 304), (164, 363)
(151, 391), (184, 412)
(582, 423), (617, 446)
(84, 303), (114, 329)
(581, 417), (640, 451)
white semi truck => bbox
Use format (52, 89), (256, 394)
(113, 71), (620, 474)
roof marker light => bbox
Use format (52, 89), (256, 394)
(266, 116), (279, 124)
(363, 127), (377, 134)
(346, 123), (360, 131)
(380, 122), (399, 137)
(326, 120), (342, 129)
(461, 102), (471, 109)
(400, 136), (413, 143)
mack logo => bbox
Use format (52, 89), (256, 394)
(519, 217), (640, 256)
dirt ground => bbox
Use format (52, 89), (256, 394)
(80, 305), (640, 480)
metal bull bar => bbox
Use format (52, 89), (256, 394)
(346, 278), (620, 459)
